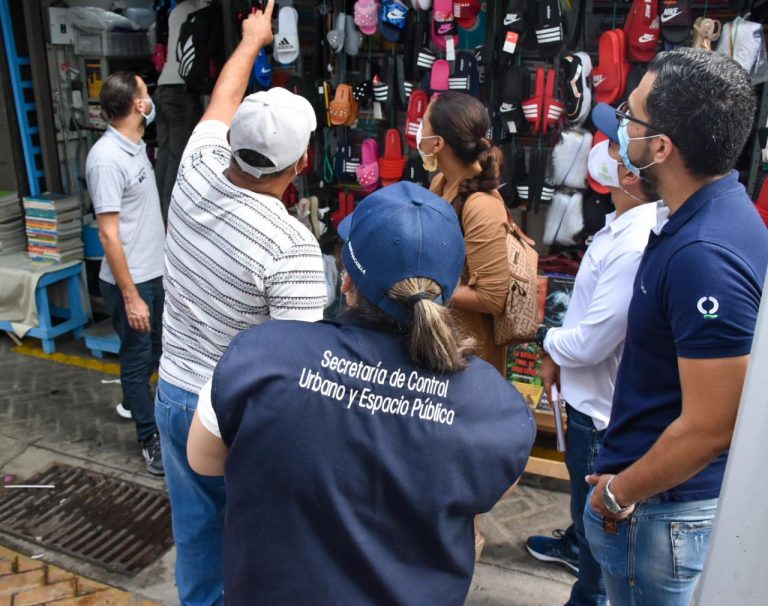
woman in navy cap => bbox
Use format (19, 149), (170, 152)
(187, 182), (535, 606)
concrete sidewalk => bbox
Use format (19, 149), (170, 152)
(0, 336), (574, 605)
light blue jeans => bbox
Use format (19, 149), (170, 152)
(584, 489), (718, 606)
(155, 379), (226, 606)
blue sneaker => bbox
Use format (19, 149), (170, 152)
(526, 529), (579, 576)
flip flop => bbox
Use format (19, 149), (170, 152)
(543, 68), (565, 135)
(592, 29), (630, 105)
(404, 154), (429, 187)
(429, 59), (450, 100)
(380, 0), (409, 42)
(624, 0), (659, 62)
(379, 129), (406, 186)
(356, 138), (380, 192)
(504, 0), (527, 36)
(372, 56), (394, 110)
(405, 89), (428, 149)
(455, 0), (481, 30)
(395, 55), (409, 109)
(354, 0), (379, 36)
(501, 139), (527, 209)
(330, 83), (353, 126)
(499, 64), (528, 135)
(561, 52), (592, 125)
(660, 0), (691, 45)
(551, 128), (592, 189)
(345, 15), (363, 56)
(275, 6), (300, 65)
(565, 0), (586, 49)
(353, 62), (374, 109)
(431, 0), (458, 51)
(254, 47), (272, 89)
(449, 50), (478, 94)
(522, 66), (545, 134)
(535, 0), (564, 57)
(326, 12), (346, 53)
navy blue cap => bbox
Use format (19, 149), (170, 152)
(340, 182), (465, 324)
(591, 103), (620, 142)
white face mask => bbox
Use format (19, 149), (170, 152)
(140, 98), (156, 125)
(416, 121), (439, 171)
(588, 140), (621, 189)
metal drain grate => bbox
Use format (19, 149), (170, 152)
(0, 464), (173, 575)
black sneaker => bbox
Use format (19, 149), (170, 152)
(141, 432), (164, 476)
(526, 529), (579, 576)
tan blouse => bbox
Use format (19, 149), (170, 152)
(430, 173), (510, 376)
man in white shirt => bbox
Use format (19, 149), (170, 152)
(525, 103), (661, 606)
(156, 3), (326, 605)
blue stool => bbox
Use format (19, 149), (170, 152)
(0, 262), (90, 354)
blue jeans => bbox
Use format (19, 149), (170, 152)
(155, 379), (226, 606)
(100, 277), (163, 443)
(584, 490), (718, 606)
(564, 405), (607, 606)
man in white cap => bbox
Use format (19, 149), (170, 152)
(156, 3), (326, 605)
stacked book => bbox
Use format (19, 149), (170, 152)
(0, 190), (26, 254)
(23, 193), (84, 263)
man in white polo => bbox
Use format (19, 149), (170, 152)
(155, 3), (326, 605)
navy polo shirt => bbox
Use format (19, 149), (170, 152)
(596, 171), (768, 501)
(211, 314), (535, 606)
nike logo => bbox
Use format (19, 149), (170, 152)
(660, 7), (683, 22)
(386, 8), (406, 20)
(639, 33), (657, 43)
(592, 74), (606, 86)
(259, 67), (271, 74)
(504, 14), (522, 25)
(437, 24), (454, 35)
(499, 103), (517, 112)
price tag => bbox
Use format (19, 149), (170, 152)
(503, 31), (519, 55)
(446, 36), (456, 62)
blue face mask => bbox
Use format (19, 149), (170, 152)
(617, 121), (660, 176)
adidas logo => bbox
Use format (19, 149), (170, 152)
(504, 14), (522, 26)
(277, 37), (294, 49)
(639, 33), (657, 43)
(660, 7), (683, 22)
(593, 74), (606, 87)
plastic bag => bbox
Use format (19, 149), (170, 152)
(70, 7), (140, 33)
(716, 17), (768, 85)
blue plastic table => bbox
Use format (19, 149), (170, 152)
(0, 253), (90, 353)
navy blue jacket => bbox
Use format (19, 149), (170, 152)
(212, 315), (535, 605)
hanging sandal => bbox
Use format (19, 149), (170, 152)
(330, 83), (353, 126)
(379, 129), (406, 187)
(405, 89), (428, 149)
(356, 138), (381, 192)
(522, 66), (545, 134)
(542, 68), (565, 135)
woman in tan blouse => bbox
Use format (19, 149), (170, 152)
(418, 92), (512, 560)
(418, 92), (510, 376)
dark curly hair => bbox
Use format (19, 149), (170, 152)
(428, 92), (502, 220)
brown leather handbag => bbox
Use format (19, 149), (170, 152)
(493, 209), (539, 346)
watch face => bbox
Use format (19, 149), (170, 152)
(602, 486), (619, 513)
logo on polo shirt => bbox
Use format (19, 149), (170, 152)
(697, 296), (719, 319)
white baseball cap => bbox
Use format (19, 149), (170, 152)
(229, 88), (317, 178)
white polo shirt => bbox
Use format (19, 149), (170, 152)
(159, 120), (327, 393)
(543, 202), (660, 430)
(85, 125), (165, 285)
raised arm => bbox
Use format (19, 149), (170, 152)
(199, 0), (275, 126)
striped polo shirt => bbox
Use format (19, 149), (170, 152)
(159, 120), (326, 393)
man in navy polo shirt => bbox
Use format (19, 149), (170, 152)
(583, 48), (768, 606)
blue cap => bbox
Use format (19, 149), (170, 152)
(591, 103), (620, 142)
(340, 182), (465, 324)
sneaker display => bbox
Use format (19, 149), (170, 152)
(526, 529), (579, 575)
(115, 403), (132, 419)
(141, 432), (164, 476)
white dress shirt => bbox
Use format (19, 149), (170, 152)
(543, 202), (659, 430)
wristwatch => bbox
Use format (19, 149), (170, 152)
(535, 324), (549, 350)
(602, 477), (632, 515)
